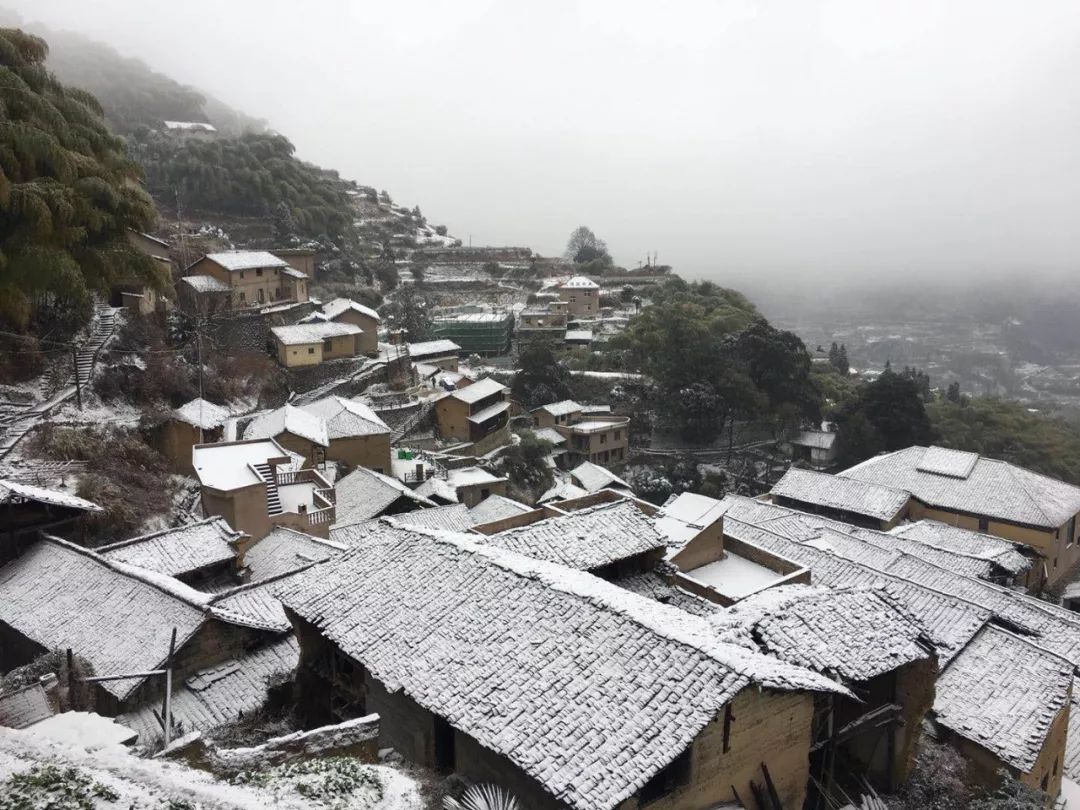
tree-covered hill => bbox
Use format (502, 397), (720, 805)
(0, 27), (160, 334)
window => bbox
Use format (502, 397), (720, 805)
(308, 347), (316, 355)
(1054, 758), (1060, 776)
(600, 433), (607, 444)
(256, 268), (263, 277)
(239, 291), (246, 304)
(1068, 516), (1076, 548)
(257, 288), (265, 303)
(615, 430), (622, 440)
(480, 488), (490, 499)
(240, 271), (245, 279)
(1042, 774), (1049, 792)
(978, 517), (989, 532)
(323, 338), (333, 352)
(723, 704), (735, 752)
(640, 749), (691, 803)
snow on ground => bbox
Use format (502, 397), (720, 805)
(0, 727), (423, 810)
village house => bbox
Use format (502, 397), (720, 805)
(270, 322), (364, 368)
(269, 247), (317, 279)
(192, 438), (336, 540)
(840, 445), (1080, 588)
(716, 493), (1080, 802)
(182, 250), (309, 309)
(559, 275), (601, 318)
(299, 297), (381, 355)
(117, 230), (173, 315)
(468, 493), (533, 525)
(163, 120), (217, 137)
(243, 404), (331, 468)
(0, 480), (101, 564)
(0, 536), (290, 724)
(415, 466), (508, 508)
(787, 425), (838, 469)
(158, 397), (231, 473)
(332, 466), (436, 527)
(769, 467), (911, 531)
(407, 338), (462, 371)
(429, 312), (515, 356)
(277, 524), (849, 810)
(931, 624), (1072, 799)
(433, 377), (510, 446)
(301, 396), (393, 473)
(714, 585), (938, 796)
(532, 400), (630, 466)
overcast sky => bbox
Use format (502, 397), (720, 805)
(13, 0), (1080, 287)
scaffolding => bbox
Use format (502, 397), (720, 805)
(430, 312), (514, 356)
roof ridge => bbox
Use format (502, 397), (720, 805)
(210, 562), (321, 601)
(1003, 462), (1059, 527)
(38, 534), (210, 611)
(96, 517), (239, 551)
(386, 523), (849, 696)
(975, 622), (1077, 671)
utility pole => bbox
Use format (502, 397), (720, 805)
(162, 627), (176, 748)
(196, 327), (204, 443)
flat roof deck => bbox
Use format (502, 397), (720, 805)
(685, 553), (783, 600)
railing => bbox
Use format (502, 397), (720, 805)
(276, 468), (333, 489)
(307, 505), (336, 525)
(316, 487), (336, 505)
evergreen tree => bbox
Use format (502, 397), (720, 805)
(512, 340), (572, 408)
(946, 380), (962, 403)
(0, 28), (159, 332)
(836, 343), (849, 375)
(828, 341), (839, 366)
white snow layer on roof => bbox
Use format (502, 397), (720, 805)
(180, 274), (231, 293)
(0, 479), (101, 512)
(538, 399), (582, 416)
(205, 251), (289, 271)
(240, 527), (346, 584)
(333, 467), (435, 525)
(323, 297), (380, 322)
(275, 524), (847, 810)
(192, 439), (287, 491)
(300, 396), (390, 438)
(407, 339), (461, 357)
(467, 401), (510, 424)
(537, 479), (589, 503)
(163, 120), (216, 131)
(771, 467), (910, 522)
(97, 518), (240, 577)
(451, 377), (507, 404)
(469, 494), (533, 524)
(571, 460), (631, 493)
(244, 404), (329, 446)
(841, 446), (1080, 528)
(271, 322), (362, 345)
(379, 504), (477, 533)
(721, 495), (1080, 668)
(0, 538), (206, 701)
(655, 492), (728, 548)
(561, 276), (600, 289)
(480, 499), (665, 570)
(172, 398), (230, 430)
(790, 430), (836, 450)
(916, 446), (979, 478)
(891, 520), (1032, 576)
(711, 584), (931, 683)
(934, 625), (1073, 772)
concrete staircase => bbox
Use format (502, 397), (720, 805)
(71, 301), (117, 388)
(253, 463), (283, 515)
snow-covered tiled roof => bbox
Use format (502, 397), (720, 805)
(0, 479), (101, 512)
(172, 398), (230, 430)
(934, 625), (1073, 772)
(414, 476), (459, 503)
(0, 537), (207, 701)
(323, 297), (380, 322)
(407, 339), (461, 358)
(270, 322), (363, 346)
(655, 492), (729, 549)
(561, 276), (600, 289)
(0, 682), (53, 729)
(771, 468), (910, 522)
(570, 460), (631, 493)
(97, 518), (241, 578)
(333, 467), (435, 525)
(722, 495), (1080, 667)
(204, 251), (289, 272)
(537, 479), (589, 504)
(841, 446), (1080, 529)
(535, 400), (582, 417)
(470, 494), (532, 525)
(281, 266), (308, 279)
(712, 585), (932, 683)
(164, 120), (216, 132)
(531, 427), (566, 446)
(300, 396), (390, 439)
(467, 401), (510, 424)
(450, 377), (507, 404)
(891, 521), (1032, 576)
(790, 430), (836, 451)
(612, 572), (722, 617)
(242, 527), (346, 583)
(179, 274), (231, 293)
(383, 503), (476, 532)
(244, 404), (329, 446)
(565, 330), (593, 342)
(479, 500), (665, 571)
(1066, 695), (1080, 782)
(118, 635), (298, 747)
(275, 526), (847, 810)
